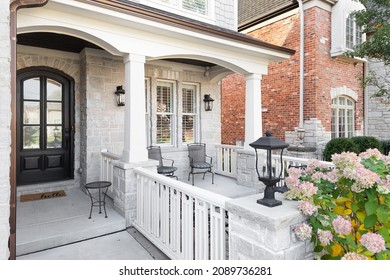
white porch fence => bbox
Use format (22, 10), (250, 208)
(133, 167), (231, 260)
(215, 144), (243, 178)
(100, 149), (121, 197)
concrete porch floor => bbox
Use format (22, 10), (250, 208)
(15, 174), (256, 260)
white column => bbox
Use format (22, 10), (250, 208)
(244, 73), (262, 149)
(122, 54), (148, 163)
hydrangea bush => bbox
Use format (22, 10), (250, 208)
(286, 149), (390, 260)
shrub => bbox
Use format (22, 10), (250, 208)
(323, 138), (359, 161)
(351, 136), (383, 154)
(382, 140), (390, 155)
(285, 150), (390, 260)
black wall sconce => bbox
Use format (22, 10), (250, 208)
(114, 85), (125, 106)
(203, 94), (214, 111)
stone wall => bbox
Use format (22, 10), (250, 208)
(215, 0), (237, 30)
(367, 61), (390, 141)
(227, 193), (313, 260)
(0, 0), (10, 260)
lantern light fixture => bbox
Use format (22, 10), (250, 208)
(250, 130), (289, 207)
(203, 94), (214, 111)
(114, 85), (125, 106)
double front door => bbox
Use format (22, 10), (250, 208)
(17, 68), (74, 185)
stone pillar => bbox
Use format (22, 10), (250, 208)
(112, 160), (157, 227)
(122, 54), (148, 163)
(236, 149), (264, 192)
(227, 193), (313, 260)
(244, 74), (262, 149)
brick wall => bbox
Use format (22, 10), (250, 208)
(221, 6), (364, 152)
(0, 0), (10, 260)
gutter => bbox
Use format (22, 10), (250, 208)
(297, 0), (305, 130)
(9, 0), (49, 260)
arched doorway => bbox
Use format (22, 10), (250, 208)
(16, 67), (75, 185)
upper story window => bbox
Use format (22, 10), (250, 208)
(346, 14), (363, 49)
(330, 0), (365, 58)
(331, 96), (355, 139)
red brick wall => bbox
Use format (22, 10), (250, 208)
(221, 7), (364, 145)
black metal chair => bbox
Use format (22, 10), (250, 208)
(187, 143), (214, 186)
(147, 146), (178, 179)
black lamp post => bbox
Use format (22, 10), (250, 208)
(114, 85), (125, 106)
(203, 94), (214, 111)
(250, 130), (289, 207)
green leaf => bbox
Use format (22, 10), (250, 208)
(314, 245), (324, 253)
(364, 214), (378, 229)
(378, 227), (390, 242)
(356, 211), (366, 223)
(321, 254), (332, 260)
(352, 202), (360, 212)
(365, 200), (379, 216)
(377, 206), (389, 223)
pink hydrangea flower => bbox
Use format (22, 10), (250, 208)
(317, 229), (333, 246)
(377, 176), (390, 195)
(332, 215), (352, 235)
(297, 200), (317, 216)
(311, 171), (328, 182)
(298, 181), (318, 198)
(349, 167), (381, 193)
(293, 223), (312, 241)
(360, 232), (386, 254)
(341, 252), (368, 260)
(285, 175), (300, 190)
(288, 167), (303, 178)
(325, 170), (338, 183)
(359, 148), (383, 160)
(332, 152), (361, 176)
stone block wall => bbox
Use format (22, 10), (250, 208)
(236, 149), (264, 192)
(367, 61), (390, 141)
(227, 194), (313, 260)
(0, 0), (10, 260)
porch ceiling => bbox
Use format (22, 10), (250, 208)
(17, 0), (293, 75)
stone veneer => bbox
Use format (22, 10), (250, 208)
(367, 60), (390, 141)
(227, 193), (313, 260)
(0, 0), (10, 260)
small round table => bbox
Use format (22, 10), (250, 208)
(84, 181), (111, 219)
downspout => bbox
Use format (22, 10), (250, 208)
(297, 0), (305, 130)
(9, 0), (49, 260)
(363, 61), (369, 136)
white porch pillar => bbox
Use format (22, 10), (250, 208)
(122, 54), (148, 163)
(244, 73), (263, 149)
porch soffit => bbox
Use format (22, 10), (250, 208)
(16, 0), (294, 75)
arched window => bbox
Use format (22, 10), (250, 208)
(331, 96), (355, 139)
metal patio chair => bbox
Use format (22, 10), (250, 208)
(187, 143), (214, 186)
(147, 146), (178, 179)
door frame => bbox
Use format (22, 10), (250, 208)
(16, 66), (75, 185)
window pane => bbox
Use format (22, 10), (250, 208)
(182, 0), (207, 15)
(182, 115), (195, 143)
(23, 78), (40, 100)
(339, 97), (345, 105)
(331, 108), (336, 139)
(346, 15), (354, 49)
(157, 115), (172, 144)
(339, 109), (345, 138)
(182, 87), (196, 113)
(347, 109), (354, 137)
(356, 24), (363, 45)
(47, 126), (62, 149)
(23, 126), (40, 149)
(47, 79), (62, 101)
(24, 101), (40, 124)
(47, 102), (62, 124)
(157, 84), (173, 113)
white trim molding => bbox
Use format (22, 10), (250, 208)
(330, 86), (358, 102)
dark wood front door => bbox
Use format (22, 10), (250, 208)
(16, 68), (74, 185)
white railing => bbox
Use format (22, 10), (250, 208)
(256, 154), (334, 188)
(133, 167), (231, 260)
(215, 144), (243, 178)
(100, 149), (121, 197)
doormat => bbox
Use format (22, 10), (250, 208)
(20, 190), (66, 202)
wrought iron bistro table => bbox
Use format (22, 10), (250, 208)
(84, 181), (111, 219)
